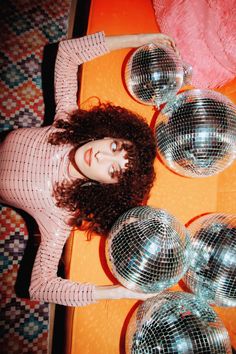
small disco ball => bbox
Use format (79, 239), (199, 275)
(125, 43), (192, 107)
(183, 213), (236, 307)
(106, 206), (191, 293)
(126, 291), (232, 354)
(155, 89), (236, 177)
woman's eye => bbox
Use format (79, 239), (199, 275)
(111, 141), (117, 152)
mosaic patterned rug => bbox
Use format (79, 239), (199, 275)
(0, 0), (71, 353)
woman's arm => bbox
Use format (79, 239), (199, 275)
(94, 285), (158, 301)
(29, 211), (96, 306)
(105, 33), (177, 52)
(54, 32), (177, 121)
(54, 31), (109, 120)
(29, 210), (156, 306)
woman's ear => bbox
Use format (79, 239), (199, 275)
(81, 181), (97, 188)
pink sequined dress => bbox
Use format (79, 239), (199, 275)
(0, 32), (109, 306)
(153, 0), (236, 88)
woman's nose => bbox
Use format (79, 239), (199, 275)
(95, 151), (113, 161)
(95, 151), (128, 168)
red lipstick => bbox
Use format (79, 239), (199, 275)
(84, 148), (92, 166)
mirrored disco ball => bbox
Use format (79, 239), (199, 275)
(106, 206), (191, 293)
(183, 213), (236, 307)
(155, 89), (236, 177)
(126, 291), (232, 354)
(125, 43), (192, 107)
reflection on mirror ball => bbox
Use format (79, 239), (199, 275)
(106, 206), (191, 293)
(125, 43), (191, 107)
(183, 213), (236, 307)
(155, 89), (236, 177)
(126, 291), (232, 354)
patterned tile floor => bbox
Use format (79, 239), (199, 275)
(0, 0), (71, 353)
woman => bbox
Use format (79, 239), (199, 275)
(0, 31), (175, 307)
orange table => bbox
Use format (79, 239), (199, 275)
(64, 1), (236, 353)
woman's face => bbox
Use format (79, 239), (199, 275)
(73, 138), (131, 184)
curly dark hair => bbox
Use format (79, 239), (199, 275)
(49, 103), (156, 236)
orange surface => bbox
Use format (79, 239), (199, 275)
(64, 0), (236, 353)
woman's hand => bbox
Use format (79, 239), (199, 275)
(94, 284), (158, 301)
(106, 33), (177, 54)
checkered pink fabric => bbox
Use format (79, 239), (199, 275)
(0, 32), (109, 306)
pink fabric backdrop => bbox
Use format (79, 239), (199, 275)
(153, 0), (236, 88)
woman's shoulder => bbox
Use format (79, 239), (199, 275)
(35, 204), (73, 240)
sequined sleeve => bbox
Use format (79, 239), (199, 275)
(29, 210), (96, 307)
(54, 31), (109, 121)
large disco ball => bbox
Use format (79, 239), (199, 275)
(106, 206), (191, 293)
(126, 291), (232, 354)
(183, 213), (236, 307)
(155, 89), (236, 177)
(125, 43), (192, 107)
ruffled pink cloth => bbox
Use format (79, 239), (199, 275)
(153, 0), (236, 88)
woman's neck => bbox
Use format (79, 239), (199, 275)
(68, 147), (85, 179)
(68, 162), (85, 179)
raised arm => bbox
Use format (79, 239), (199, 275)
(29, 210), (157, 306)
(54, 31), (109, 120)
(29, 211), (96, 306)
(105, 33), (177, 52)
(54, 31), (177, 121)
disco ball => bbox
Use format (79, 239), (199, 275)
(106, 206), (191, 293)
(125, 43), (192, 107)
(183, 213), (236, 307)
(126, 291), (232, 354)
(155, 89), (236, 177)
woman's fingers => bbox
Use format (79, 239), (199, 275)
(156, 34), (179, 54)
(139, 33), (179, 55)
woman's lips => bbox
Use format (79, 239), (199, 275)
(84, 148), (92, 166)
